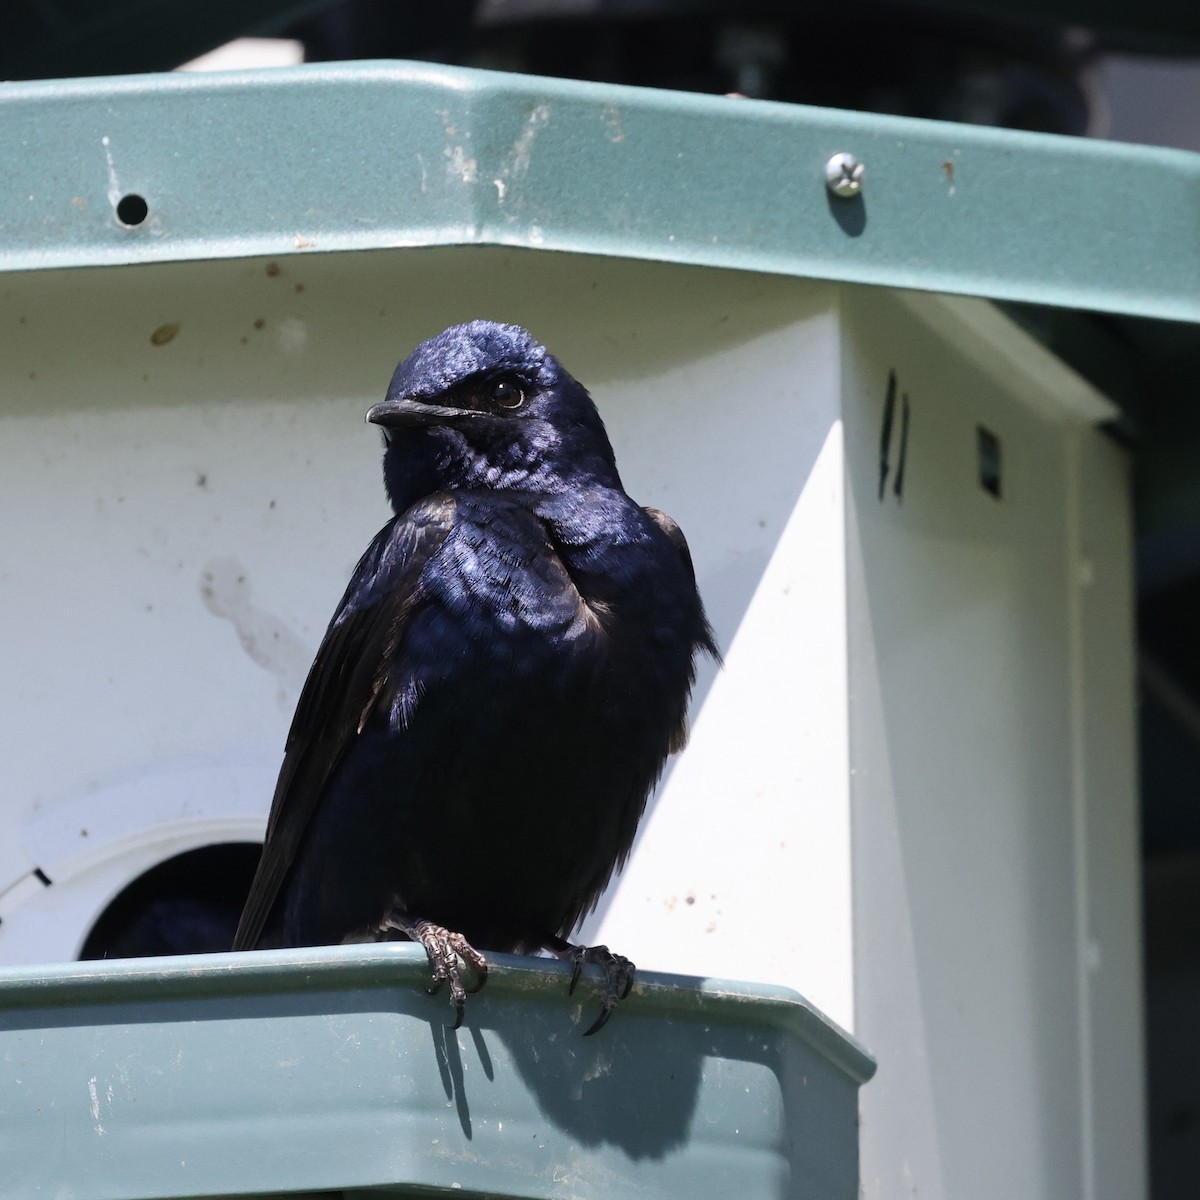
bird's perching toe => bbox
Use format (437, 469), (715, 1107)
(380, 912), (489, 1029)
(547, 937), (636, 1036)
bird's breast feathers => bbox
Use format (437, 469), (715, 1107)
(424, 493), (662, 645)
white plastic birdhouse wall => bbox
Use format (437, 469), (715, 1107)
(0, 246), (1139, 1200)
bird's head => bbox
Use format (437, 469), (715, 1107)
(368, 321), (620, 514)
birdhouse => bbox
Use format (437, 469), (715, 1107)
(0, 59), (1175, 1199)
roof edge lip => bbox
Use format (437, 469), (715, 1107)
(0, 942), (878, 1083)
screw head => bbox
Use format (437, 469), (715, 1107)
(825, 152), (864, 198)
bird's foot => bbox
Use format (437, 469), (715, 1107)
(546, 936), (635, 1036)
(380, 913), (488, 1030)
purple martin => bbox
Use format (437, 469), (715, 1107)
(234, 320), (716, 1033)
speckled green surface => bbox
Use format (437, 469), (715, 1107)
(1, 60), (1197, 322)
(0, 944), (873, 1198)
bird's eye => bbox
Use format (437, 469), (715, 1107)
(489, 378), (525, 410)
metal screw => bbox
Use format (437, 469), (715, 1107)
(825, 152), (864, 198)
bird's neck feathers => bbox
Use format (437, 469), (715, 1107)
(382, 382), (625, 516)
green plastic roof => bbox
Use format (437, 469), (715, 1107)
(1, 60), (1197, 323)
(0, 944), (874, 1198)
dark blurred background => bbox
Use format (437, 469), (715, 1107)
(6, 2), (1200, 1195)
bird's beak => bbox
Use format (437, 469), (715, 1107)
(366, 397), (487, 428)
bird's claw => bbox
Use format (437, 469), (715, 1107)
(565, 943), (635, 1036)
(414, 922), (488, 1030)
(380, 914), (488, 1030)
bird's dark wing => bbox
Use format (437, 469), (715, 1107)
(641, 505), (719, 752)
(643, 505), (717, 657)
(642, 506), (698, 586)
(233, 494), (458, 951)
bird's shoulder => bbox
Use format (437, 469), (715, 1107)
(333, 493), (458, 618)
(416, 490), (601, 639)
(335, 489), (597, 641)
(534, 491), (698, 603)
